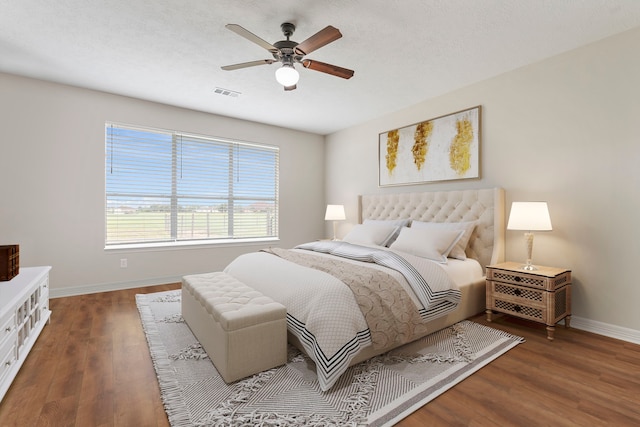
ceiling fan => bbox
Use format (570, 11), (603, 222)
(221, 22), (354, 91)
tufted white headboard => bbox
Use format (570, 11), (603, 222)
(358, 187), (505, 273)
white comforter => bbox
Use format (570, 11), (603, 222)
(223, 241), (460, 391)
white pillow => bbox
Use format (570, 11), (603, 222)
(389, 226), (464, 263)
(410, 220), (476, 260)
(363, 218), (410, 246)
(342, 223), (398, 246)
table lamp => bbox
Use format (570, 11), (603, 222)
(325, 204), (346, 240)
(507, 201), (552, 270)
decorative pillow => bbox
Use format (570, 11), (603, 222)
(363, 218), (410, 246)
(342, 223), (398, 247)
(389, 227), (465, 263)
(410, 220), (476, 260)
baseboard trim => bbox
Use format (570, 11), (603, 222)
(571, 316), (640, 345)
(50, 275), (183, 299)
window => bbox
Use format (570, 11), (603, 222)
(105, 123), (279, 247)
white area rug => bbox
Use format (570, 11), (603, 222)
(136, 290), (524, 426)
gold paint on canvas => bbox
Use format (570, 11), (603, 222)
(386, 130), (399, 175)
(412, 121), (433, 171)
(449, 118), (474, 176)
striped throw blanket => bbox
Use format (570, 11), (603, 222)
(296, 241), (461, 321)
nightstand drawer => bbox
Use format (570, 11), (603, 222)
(487, 264), (571, 291)
(487, 282), (571, 325)
(491, 298), (544, 322)
(492, 281), (544, 304)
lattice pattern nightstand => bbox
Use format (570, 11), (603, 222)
(486, 262), (571, 341)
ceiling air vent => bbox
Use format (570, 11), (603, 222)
(213, 87), (241, 97)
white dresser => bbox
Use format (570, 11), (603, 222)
(0, 266), (51, 402)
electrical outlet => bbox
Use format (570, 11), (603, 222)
(120, 258), (127, 268)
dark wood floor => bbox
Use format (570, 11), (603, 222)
(1, 283), (639, 426)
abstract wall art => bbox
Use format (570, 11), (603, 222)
(379, 106), (481, 186)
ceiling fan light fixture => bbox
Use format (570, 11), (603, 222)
(275, 64), (299, 87)
(223, 23), (353, 91)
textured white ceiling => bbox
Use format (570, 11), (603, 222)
(2, 1), (640, 135)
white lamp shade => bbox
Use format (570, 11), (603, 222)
(507, 202), (552, 231)
(275, 65), (299, 86)
(325, 204), (346, 221)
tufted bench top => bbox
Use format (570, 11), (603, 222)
(182, 271), (286, 332)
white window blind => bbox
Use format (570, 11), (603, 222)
(105, 123), (279, 246)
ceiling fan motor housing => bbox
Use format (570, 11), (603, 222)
(280, 22), (295, 38)
(273, 42), (299, 61)
(273, 23), (301, 62)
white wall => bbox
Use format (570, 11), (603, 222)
(325, 27), (640, 336)
(0, 74), (325, 296)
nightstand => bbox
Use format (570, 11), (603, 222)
(486, 262), (571, 341)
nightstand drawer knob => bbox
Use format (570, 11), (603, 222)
(514, 289), (521, 296)
(514, 305), (522, 312)
(514, 276), (521, 282)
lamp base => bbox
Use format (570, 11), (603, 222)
(521, 232), (537, 271)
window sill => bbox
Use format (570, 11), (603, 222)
(104, 237), (280, 253)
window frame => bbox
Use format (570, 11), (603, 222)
(104, 122), (280, 250)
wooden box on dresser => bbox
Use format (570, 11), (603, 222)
(486, 262), (571, 341)
(0, 266), (51, 402)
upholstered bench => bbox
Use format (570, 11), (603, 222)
(181, 271), (287, 383)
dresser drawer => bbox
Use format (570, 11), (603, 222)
(40, 279), (49, 298)
(0, 336), (16, 383)
(0, 309), (14, 333)
(0, 312), (15, 348)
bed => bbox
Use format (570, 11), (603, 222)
(223, 187), (505, 391)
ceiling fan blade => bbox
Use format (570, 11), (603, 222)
(221, 59), (275, 71)
(302, 60), (354, 79)
(294, 25), (342, 55)
(225, 24), (278, 52)
(284, 84), (297, 91)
